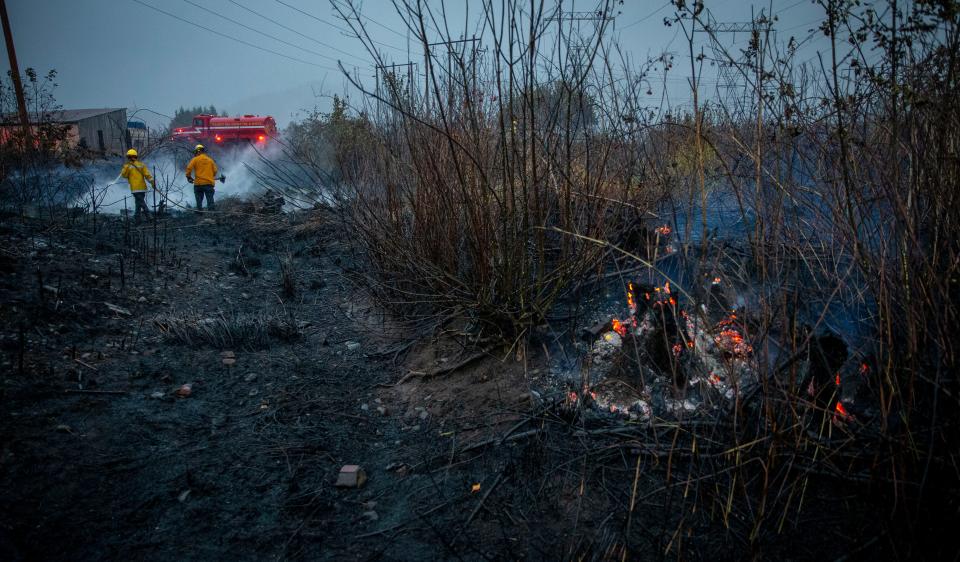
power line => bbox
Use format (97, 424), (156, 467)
(275, 0), (351, 35)
(275, 0), (416, 56)
(226, 0), (369, 64)
(783, 18), (823, 33)
(129, 0), (339, 71)
(621, 1), (671, 30)
(778, 0), (811, 15)
(181, 0), (345, 65)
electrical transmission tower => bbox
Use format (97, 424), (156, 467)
(695, 8), (776, 105)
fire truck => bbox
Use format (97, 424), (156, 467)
(172, 113), (278, 147)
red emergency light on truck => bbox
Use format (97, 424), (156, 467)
(172, 113), (278, 146)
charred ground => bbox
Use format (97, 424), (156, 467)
(0, 204), (930, 561)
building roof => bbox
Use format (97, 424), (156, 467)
(1, 108), (126, 124)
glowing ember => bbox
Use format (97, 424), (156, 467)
(471, 483), (481, 493)
(655, 225), (672, 236)
(611, 318), (628, 337)
(713, 328), (753, 359)
(712, 276), (722, 285)
(714, 319), (753, 358)
(833, 400), (853, 423)
(835, 373), (841, 386)
(859, 362), (870, 376)
(672, 343), (683, 356)
(709, 373), (722, 385)
(627, 282), (637, 314)
(567, 391), (579, 403)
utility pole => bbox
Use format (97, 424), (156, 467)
(375, 61), (417, 121)
(0, 0), (31, 149)
(426, 36), (480, 112)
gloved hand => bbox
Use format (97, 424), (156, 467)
(186, 177), (194, 184)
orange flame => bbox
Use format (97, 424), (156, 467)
(611, 318), (627, 337)
(672, 343), (683, 356)
(655, 225), (672, 236)
(835, 401), (849, 418)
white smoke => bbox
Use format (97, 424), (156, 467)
(76, 142), (295, 214)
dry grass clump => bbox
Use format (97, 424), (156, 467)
(154, 310), (300, 350)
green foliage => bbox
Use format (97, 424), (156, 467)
(283, 95), (371, 181)
(169, 105), (227, 129)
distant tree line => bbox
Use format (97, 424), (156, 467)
(169, 105), (228, 129)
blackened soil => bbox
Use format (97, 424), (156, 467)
(0, 209), (546, 561)
(0, 207), (898, 561)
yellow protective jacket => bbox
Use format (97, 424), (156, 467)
(186, 153), (218, 187)
(120, 160), (153, 192)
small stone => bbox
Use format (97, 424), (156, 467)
(244, 373), (257, 382)
(410, 424), (421, 431)
(335, 465), (367, 488)
(138, 296), (147, 303)
(220, 350), (236, 358)
(177, 489), (191, 502)
(150, 391), (165, 399)
(418, 410), (429, 420)
(222, 358), (236, 366)
(376, 406), (389, 416)
(345, 341), (361, 351)
(362, 510), (379, 521)
(360, 403), (369, 411)
(175, 383), (192, 398)
(249, 389), (259, 397)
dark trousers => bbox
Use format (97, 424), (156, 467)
(194, 184), (215, 211)
(133, 191), (150, 218)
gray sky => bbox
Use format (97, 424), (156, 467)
(1, 1), (830, 128)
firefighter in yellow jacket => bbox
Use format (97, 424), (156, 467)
(185, 144), (219, 211)
(120, 148), (155, 221)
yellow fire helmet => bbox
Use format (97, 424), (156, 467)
(126, 148), (138, 158)
(194, 144), (205, 153)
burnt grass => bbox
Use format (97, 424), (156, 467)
(0, 209), (906, 560)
